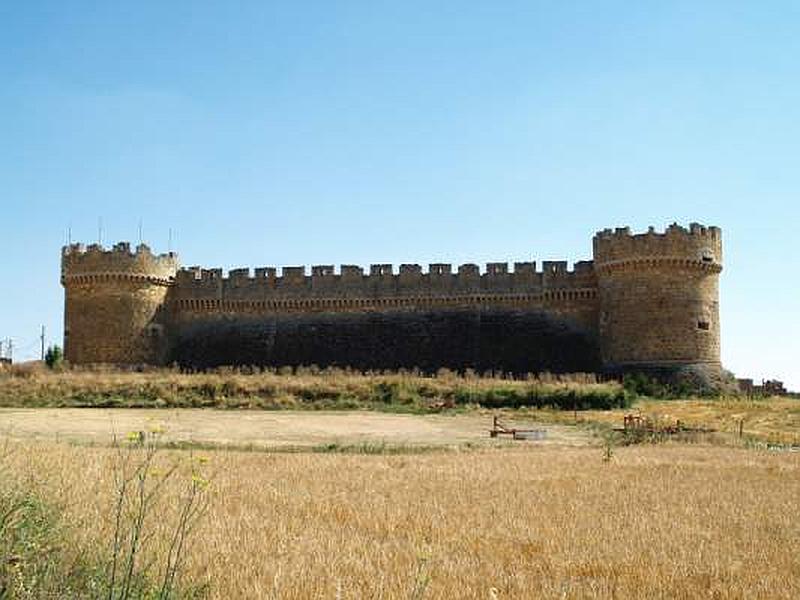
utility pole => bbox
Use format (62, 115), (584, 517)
(7, 339), (13, 363)
(40, 326), (46, 361)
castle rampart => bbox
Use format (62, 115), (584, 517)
(61, 222), (723, 382)
(593, 223), (722, 380)
(61, 243), (178, 365)
(61, 242), (178, 282)
(170, 260), (597, 299)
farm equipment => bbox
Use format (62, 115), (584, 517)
(489, 416), (547, 441)
(615, 414), (714, 436)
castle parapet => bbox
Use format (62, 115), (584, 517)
(170, 259), (598, 304)
(593, 222), (722, 270)
(61, 242), (178, 285)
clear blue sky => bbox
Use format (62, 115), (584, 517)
(1, 2), (798, 388)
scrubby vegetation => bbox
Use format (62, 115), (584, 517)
(0, 365), (631, 412)
(0, 434), (208, 599)
(44, 345), (64, 370)
(537, 395), (800, 447)
(0, 472), (95, 597)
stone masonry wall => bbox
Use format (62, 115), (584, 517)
(166, 260), (600, 371)
(61, 243), (178, 364)
(593, 223), (722, 372)
(60, 222), (723, 377)
(169, 309), (601, 373)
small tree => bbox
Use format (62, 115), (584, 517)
(44, 345), (63, 369)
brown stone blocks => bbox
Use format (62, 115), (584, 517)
(61, 243), (179, 365)
(594, 224), (722, 373)
(61, 222), (722, 377)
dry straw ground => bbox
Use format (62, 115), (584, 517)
(4, 440), (799, 599)
(532, 398), (800, 446)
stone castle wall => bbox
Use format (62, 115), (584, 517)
(169, 260), (598, 323)
(593, 223), (723, 375)
(167, 261), (600, 371)
(60, 223), (723, 377)
(61, 242), (178, 364)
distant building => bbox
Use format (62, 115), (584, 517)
(762, 380), (788, 396)
(737, 378), (788, 397)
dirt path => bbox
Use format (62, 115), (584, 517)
(0, 408), (590, 449)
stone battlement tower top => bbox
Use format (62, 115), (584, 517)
(593, 222), (722, 268)
(61, 242), (178, 285)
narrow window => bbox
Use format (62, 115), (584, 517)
(697, 321), (710, 331)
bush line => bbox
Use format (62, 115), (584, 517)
(0, 367), (631, 412)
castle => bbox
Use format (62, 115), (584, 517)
(61, 222), (723, 382)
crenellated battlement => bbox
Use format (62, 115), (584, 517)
(61, 242), (179, 285)
(168, 258), (600, 315)
(593, 222), (722, 270)
(175, 260), (596, 287)
(164, 259), (600, 317)
(62, 241), (178, 261)
(593, 222), (721, 241)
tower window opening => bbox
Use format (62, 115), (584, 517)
(697, 321), (710, 331)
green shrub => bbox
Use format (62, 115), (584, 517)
(622, 372), (698, 399)
(452, 385), (630, 410)
(44, 345), (63, 370)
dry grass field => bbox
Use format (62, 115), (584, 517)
(0, 408), (588, 449)
(2, 438), (799, 599)
(1, 368), (798, 597)
(532, 398), (800, 446)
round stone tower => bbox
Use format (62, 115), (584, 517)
(61, 242), (179, 365)
(593, 223), (722, 382)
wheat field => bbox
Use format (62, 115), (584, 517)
(3, 439), (799, 599)
(533, 397), (800, 446)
